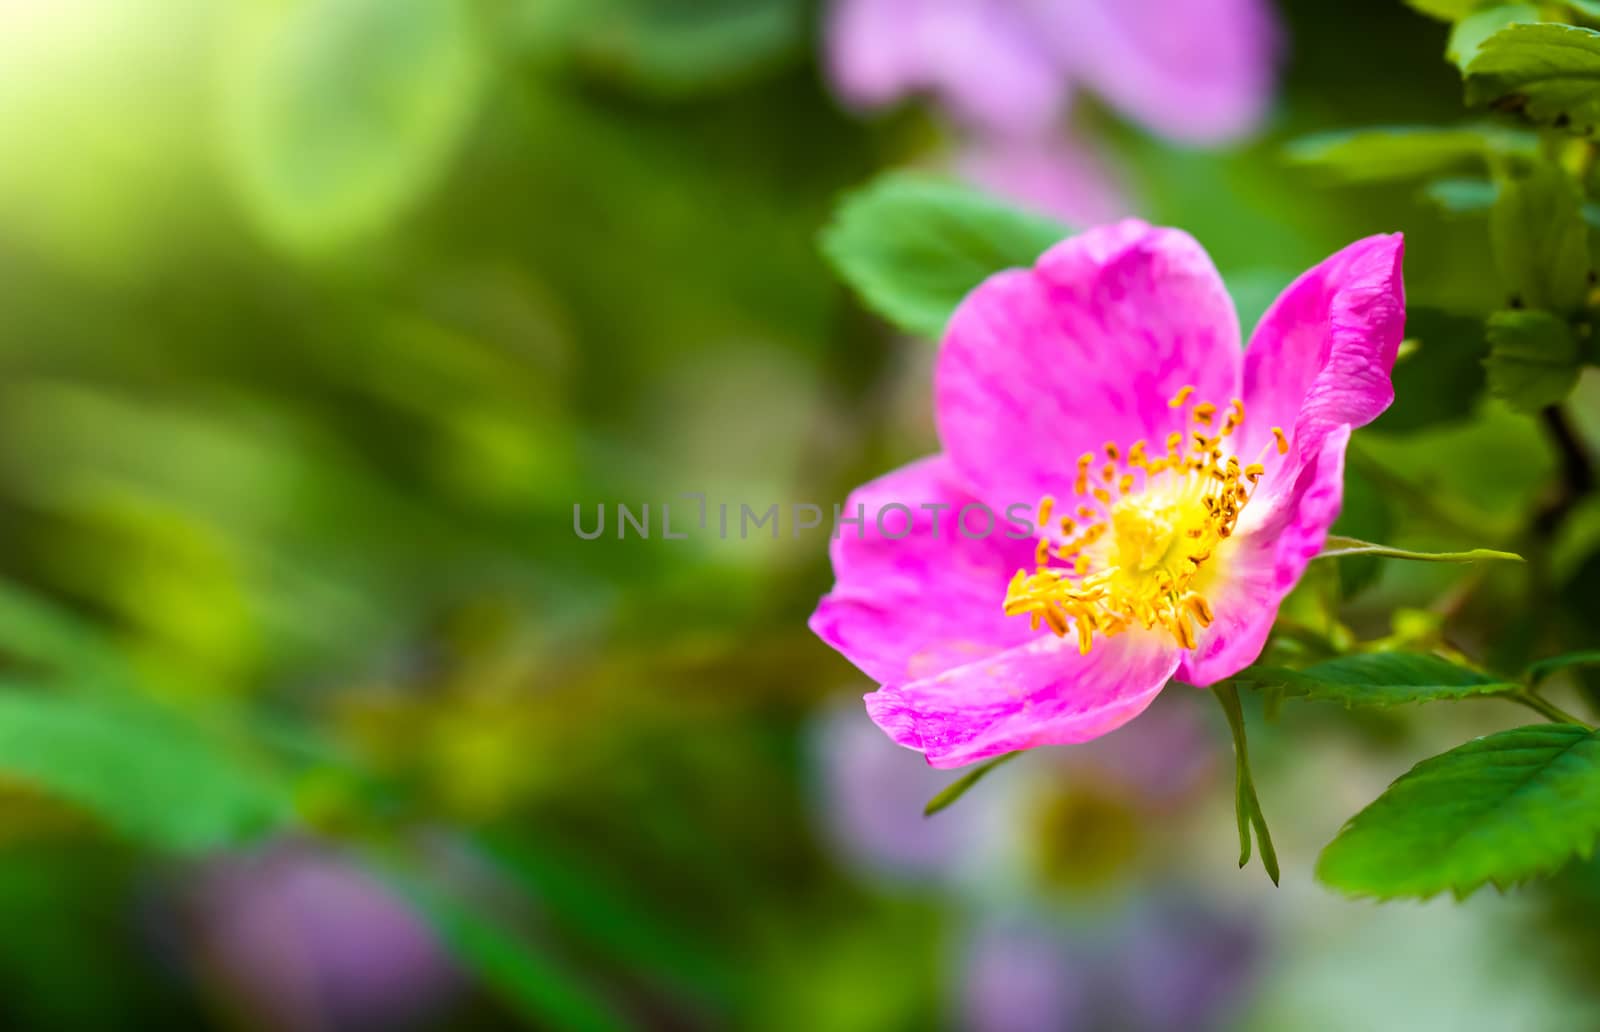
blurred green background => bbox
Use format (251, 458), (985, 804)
(1, 0), (1599, 1028)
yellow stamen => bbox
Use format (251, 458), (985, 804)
(1003, 392), (1279, 654)
(1168, 385), (1195, 408)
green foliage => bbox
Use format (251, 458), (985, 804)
(1406, 0), (1494, 19)
(1528, 649), (1600, 681)
(1489, 161), (1591, 311)
(1448, 5), (1540, 72)
(820, 174), (1070, 339)
(1465, 23), (1600, 131)
(922, 752), (1018, 817)
(1241, 652), (1518, 708)
(219, 0), (486, 251)
(1421, 175), (1500, 213)
(536, 0), (806, 97)
(1318, 725), (1600, 898)
(1316, 535), (1523, 562)
(1375, 308), (1489, 432)
(0, 692), (291, 852)
(400, 873), (630, 1032)
(1484, 309), (1583, 411)
(1212, 684), (1279, 886)
(1284, 127), (1501, 183)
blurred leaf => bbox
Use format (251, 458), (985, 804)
(1317, 534), (1524, 562)
(1421, 175), (1500, 213)
(1374, 308), (1487, 432)
(1484, 309), (1583, 411)
(922, 751), (1018, 817)
(1466, 23), (1600, 131)
(1284, 127), (1513, 182)
(1406, 0), (1493, 18)
(220, 0), (486, 251)
(1528, 650), (1600, 681)
(1318, 725), (1600, 898)
(820, 173), (1069, 339)
(1212, 683), (1278, 885)
(1237, 652), (1517, 708)
(0, 691), (290, 851)
(399, 875), (629, 1032)
(1448, 5), (1540, 72)
(1489, 162), (1591, 311)
(476, 832), (732, 1004)
(554, 0), (806, 98)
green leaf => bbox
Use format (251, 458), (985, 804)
(1318, 725), (1600, 898)
(1527, 649), (1600, 682)
(0, 692), (291, 851)
(1421, 176), (1500, 214)
(1449, 5), (1541, 72)
(1489, 162), (1592, 312)
(1316, 534), (1524, 562)
(1466, 23), (1600, 131)
(1284, 127), (1499, 183)
(821, 174), (1070, 339)
(1237, 652), (1518, 708)
(1484, 309), (1583, 412)
(923, 751), (1019, 817)
(220, 0), (486, 251)
(1406, 0), (1493, 19)
(1212, 684), (1279, 885)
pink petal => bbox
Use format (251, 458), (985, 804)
(1178, 426), (1351, 686)
(809, 454), (1039, 687)
(866, 627), (1181, 768)
(936, 220), (1244, 506)
(956, 132), (1131, 227)
(1060, 0), (1282, 144)
(824, 0), (1070, 137)
(1241, 234), (1405, 476)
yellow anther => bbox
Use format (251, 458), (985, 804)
(1105, 442), (1120, 462)
(1193, 402), (1217, 425)
(1038, 496), (1055, 526)
(1168, 385), (1196, 408)
(1272, 426), (1289, 455)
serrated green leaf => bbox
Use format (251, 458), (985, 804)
(1317, 534), (1524, 562)
(923, 751), (1019, 817)
(1284, 127), (1499, 183)
(1318, 725), (1600, 898)
(1238, 652), (1518, 708)
(220, 0), (486, 251)
(821, 174), (1070, 339)
(0, 692), (291, 852)
(1484, 309), (1583, 412)
(1528, 649), (1600, 682)
(1449, 5), (1541, 72)
(1489, 162), (1592, 312)
(1466, 23), (1600, 131)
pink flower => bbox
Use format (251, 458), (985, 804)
(825, 0), (1282, 146)
(810, 221), (1404, 768)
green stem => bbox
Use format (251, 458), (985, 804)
(1506, 690), (1595, 729)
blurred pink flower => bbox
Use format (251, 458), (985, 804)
(825, 0), (1282, 146)
(810, 220), (1404, 767)
(187, 846), (457, 1032)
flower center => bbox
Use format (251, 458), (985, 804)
(1003, 387), (1288, 654)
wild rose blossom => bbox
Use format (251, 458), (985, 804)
(810, 220), (1405, 767)
(825, 0), (1282, 145)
